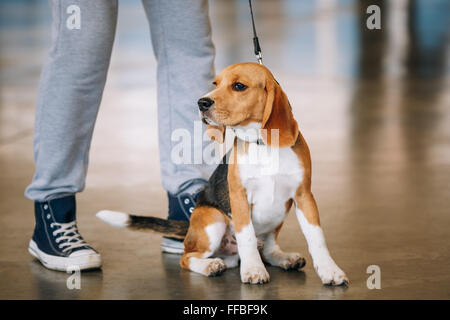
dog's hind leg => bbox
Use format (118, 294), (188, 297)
(180, 206), (228, 277)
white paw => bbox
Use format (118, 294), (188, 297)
(315, 261), (348, 286)
(278, 252), (306, 271)
(205, 258), (227, 277)
(240, 264), (270, 284)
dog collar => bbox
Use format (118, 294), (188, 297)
(230, 127), (265, 145)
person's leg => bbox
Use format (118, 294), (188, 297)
(25, 0), (118, 271)
(142, 0), (216, 253)
(142, 0), (215, 195)
(26, 0), (118, 201)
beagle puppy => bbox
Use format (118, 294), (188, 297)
(98, 63), (348, 286)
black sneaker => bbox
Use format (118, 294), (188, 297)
(28, 195), (102, 271)
(161, 179), (207, 254)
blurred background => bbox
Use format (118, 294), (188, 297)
(0, 0), (449, 299)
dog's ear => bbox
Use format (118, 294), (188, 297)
(206, 125), (226, 144)
(260, 78), (298, 148)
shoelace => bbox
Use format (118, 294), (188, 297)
(50, 221), (88, 252)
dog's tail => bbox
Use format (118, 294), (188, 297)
(96, 210), (188, 239)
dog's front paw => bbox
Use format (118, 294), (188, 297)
(205, 258), (227, 277)
(241, 264), (270, 284)
(278, 252), (306, 271)
(315, 260), (348, 286)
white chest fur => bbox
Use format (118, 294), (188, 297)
(237, 141), (303, 236)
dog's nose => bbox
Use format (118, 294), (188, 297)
(198, 97), (214, 112)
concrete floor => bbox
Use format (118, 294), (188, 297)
(1, 0), (449, 299)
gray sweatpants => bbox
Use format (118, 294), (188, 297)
(25, 0), (215, 201)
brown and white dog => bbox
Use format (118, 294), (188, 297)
(97, 63), (348, 286)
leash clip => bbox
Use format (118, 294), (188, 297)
(256, 51), (263, 65)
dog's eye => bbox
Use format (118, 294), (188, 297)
(232, 82), (247, 91)
(212, 81), (217, 86)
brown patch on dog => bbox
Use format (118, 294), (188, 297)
(295, 191), (321, 226)
(180, 206), (230, 271)
(290, 133), (321, 226)
(183, 206), (229, 254)
(291, 132), (312, 189)
(260, 77), (299, 148)
(227, 141), (251, 234)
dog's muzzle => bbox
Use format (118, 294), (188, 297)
(198, 97), (214, 112)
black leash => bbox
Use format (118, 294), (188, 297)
(248, 0), (263, 64)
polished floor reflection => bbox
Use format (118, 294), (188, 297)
(0, 0), (449, 299)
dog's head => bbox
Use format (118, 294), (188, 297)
(198, 63), (298, 147)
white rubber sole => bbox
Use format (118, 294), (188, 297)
(161, 237), (184, 255)
(28, 240), (102, 271)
